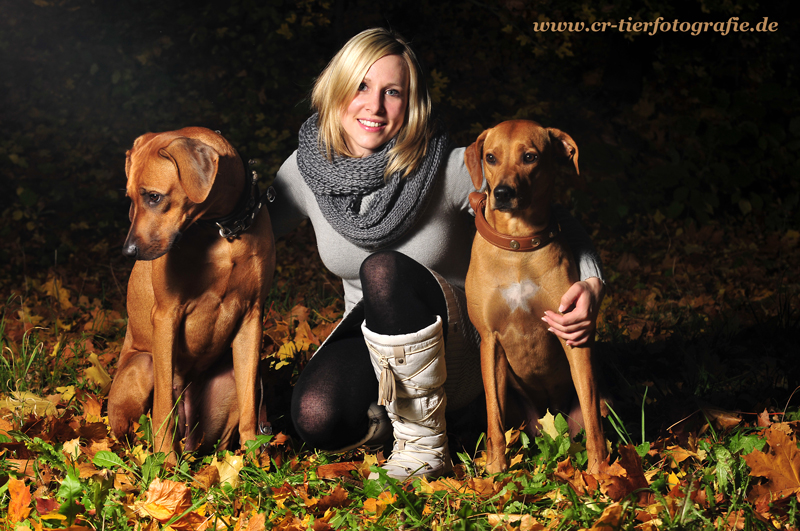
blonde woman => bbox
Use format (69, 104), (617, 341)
(268, 28), (605, 479)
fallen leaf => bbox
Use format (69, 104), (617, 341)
(538, 410), (559, 439)
(133, 477), (209, 530)
(594, 445), (650, 502)
(363, 491), (396, 517)
(317, 484), (351, 512)
(84, 353), (113, 394)
(213, 452), (245, 488)
(316, 462), (359, 479)
(487, 513), (545, 530)
(193, 464), (221, 491)
(744, 428), (800, 503)
(584, 503), (624, 530)
(8, 478), (32, 523)
(0, 391), (57, 416)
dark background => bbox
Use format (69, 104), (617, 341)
(2, 0), (798, 270)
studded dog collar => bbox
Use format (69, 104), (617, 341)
(469, 192), (559, 252)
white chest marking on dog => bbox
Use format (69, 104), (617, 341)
(500, 280), (540, 313)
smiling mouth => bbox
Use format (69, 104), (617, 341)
(358, 119), (385, 129)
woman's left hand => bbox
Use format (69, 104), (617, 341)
(542, 277), (605, 347)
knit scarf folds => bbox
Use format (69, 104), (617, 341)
(296, 114), (450, 250)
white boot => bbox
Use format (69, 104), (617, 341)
(363, 316), (452, 480)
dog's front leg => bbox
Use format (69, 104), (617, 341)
(151, 309), (182, 462)
(481, 333), (510, 474)
(231, 306), (263, 446)
(561, 343), (606, 474)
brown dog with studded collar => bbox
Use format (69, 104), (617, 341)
(464, 120), (606, 474)
(107, 127), (275, 459)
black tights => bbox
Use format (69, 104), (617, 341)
(290, 251), (448, 450)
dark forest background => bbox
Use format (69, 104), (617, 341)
(2, 0), (798, 269)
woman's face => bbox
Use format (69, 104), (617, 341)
(340, 54), (409, 158)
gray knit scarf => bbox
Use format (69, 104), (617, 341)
(296, 114), (450, 250)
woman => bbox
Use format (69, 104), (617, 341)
(268, 28), (605, 480)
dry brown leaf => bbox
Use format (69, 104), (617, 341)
(487, 513), (545, 530)
(316, 462), (359, 479)
(288, 304), (311, 323)
(616, 252), (640, 272)
(193, 464), (221, 491)
(584, 503), (624, 530)
(317, 484), (351, 512)
(594, 445), (650, 502)
(744, 427), (800, 502)
(245, 512), (266, 531)
(555, 458), (589, 495)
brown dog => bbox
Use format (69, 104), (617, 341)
(107, 127), (275, 459)
(464, 120), (606, 474)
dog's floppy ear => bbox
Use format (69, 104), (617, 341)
(464, 129), (489, 190)
(159, 137), (219, 204)
(547, 128), (580, 175)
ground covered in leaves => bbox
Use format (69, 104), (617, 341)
(2, 209), (800, 530)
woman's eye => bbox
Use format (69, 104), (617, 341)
(358, 82), (367, 91)
(386, 89), (400, 97)
(523, 153), (538, 163)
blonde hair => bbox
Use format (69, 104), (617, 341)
(311, 28), (433, 178)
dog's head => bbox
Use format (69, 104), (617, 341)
(464, 120), (579, 215)
(122, 127), (242, 261)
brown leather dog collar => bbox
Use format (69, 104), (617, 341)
(469, 192), (559, 252)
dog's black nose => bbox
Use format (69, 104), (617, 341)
(122, 243), (138, 258)
(493, 185), (516, 203)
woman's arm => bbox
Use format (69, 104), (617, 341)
(267, 152), (309, 239)
(543, 205), (605, 347)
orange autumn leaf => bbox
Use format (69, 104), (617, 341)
(486, 513), (545, 530)
(316, 462), (359, 479)
(8, 477), (32, 523)
(363, 491), (397, 517)
(585, 503), (625, 530)
(744, 427), (800, 502)
(133, 477), (210, 530)
(594, 445), (649, 502)
(317, 484), (351, 512)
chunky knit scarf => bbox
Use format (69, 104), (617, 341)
(296, 114), (450, 250)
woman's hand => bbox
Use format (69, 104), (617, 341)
(542, 277), (605, 347)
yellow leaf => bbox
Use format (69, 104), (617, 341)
(276, 341), (299, 360)
(84, 353), (112, 394)
(130, 444), (150, 466)
(504, 427), (521, 447)
(213, 452), (244, 488)
(56, 385), (76, 403)
(0, 391), (57, 416)
(40, 274), (73, 309)
(539, 410), (559, 439)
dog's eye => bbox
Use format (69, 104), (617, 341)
(147, 193), (162, 205)
(523, 153), (538, 163)
(485, 154), (496, 164)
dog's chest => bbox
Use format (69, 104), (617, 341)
(499, 279), (541, 314)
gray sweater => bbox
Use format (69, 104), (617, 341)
(269, 146), (603, 313)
